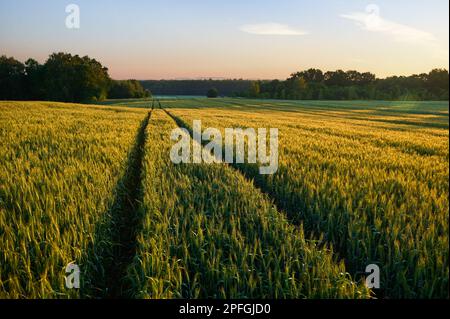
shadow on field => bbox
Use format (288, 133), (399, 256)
(81, 111), (151, 298)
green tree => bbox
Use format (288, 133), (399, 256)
(24, 58), (45, 100)
(426, 69), (449, 99)
(249, 81), (260, 97)
(0, 55), (25, 100)
(206, 88), (219, 98)
(42, 52), (110, 102)
(108, 80), (150, 99)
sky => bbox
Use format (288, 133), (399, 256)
(0, 0), (448, 80)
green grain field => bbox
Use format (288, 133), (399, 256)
(0, 99), (448, 299)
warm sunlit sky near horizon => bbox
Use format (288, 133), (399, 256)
(1, 0), (448, 80)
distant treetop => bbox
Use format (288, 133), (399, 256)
(207, 88), (219, 98)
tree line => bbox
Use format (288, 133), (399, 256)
(239, 68), (449, 101)
(1, 52), (447, 101)
(0, 53), (150, 102)
(141, 79), (253, 96)
(141, 69), (448, 101)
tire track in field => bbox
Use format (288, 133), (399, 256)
(87, 111), (151, 298)
(162, 107), (296, 222)
(161, 106), (365, 289)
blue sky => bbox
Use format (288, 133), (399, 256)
(1, 0), (448, 79)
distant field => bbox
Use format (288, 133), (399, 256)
(0, 99), (448, 298)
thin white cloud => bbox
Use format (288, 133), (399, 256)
(239, 23), (308, 36)
(340, 5), (436, 44)
(341, 5), (448, 62)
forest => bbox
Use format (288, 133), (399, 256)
(243, 68), (449, 101)
(143, 69), (449, 101)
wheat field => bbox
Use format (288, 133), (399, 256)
(0, 99), (448, 298)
